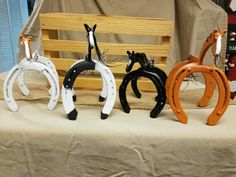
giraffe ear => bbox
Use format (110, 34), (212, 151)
(213, 29), (218, 33)
(222, 30), (227, 37)
(84, 24), (90, 32)
(151, 59), (154, 65)
(127, 50), (131, 56)
(93, 24), (97, 32)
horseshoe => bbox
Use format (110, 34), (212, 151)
(198, 73), (215, 107)
(17, 52), (59, 96)
(3, 59), (60, 111)
(119, 68), (166, 118)
(131, 77), (141, 98)
(167, 30), (229, 125)
(99, 74), (108, 101)
(62, 24), (116, 120)
(62, 59), (116, 120)
(69, 59), (108, 102)
(17, 72), (30, 96)
(166, 59), (215, 105)
(130, 66), (167, 100)
(210, 67), (230, 125)
(166, 61), (191, 100)
(168, 63), (230, 125)
(125, 51), (167, 101)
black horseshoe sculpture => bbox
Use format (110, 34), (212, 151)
(127, 51), (167, 100)
(119, 51), (167, 118)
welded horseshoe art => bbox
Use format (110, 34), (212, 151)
(17, 34), (59, 96)
(3, 35), (60, 111)
(166, 30), (230, 125)
(61, 24), (116, 120)
(119, 51), (167, 118)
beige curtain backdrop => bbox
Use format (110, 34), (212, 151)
(20, 0), (227, 73)
(1, 2), (236, 177)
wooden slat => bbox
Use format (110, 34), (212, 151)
(58, 76), (156, 92)
(42, 30), (52, 58)
(160, 36), (170, 64)
(42, 30), (59, 58)
(50, 58), (166, 74)
(42, 39), (169, 57)
(40, 13), (173, 36)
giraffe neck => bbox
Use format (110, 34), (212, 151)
(198, 34), (216, 64)
(23, 39), (32, 60)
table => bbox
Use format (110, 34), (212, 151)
(0, 99), (236, 177)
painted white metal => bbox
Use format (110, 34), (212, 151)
(3, 59), (60, 111)
(215, 35), (222, 55)
(89, 31), (95, 48)
(95, 60), (116, 115)
(17, 51), (59, 96)
(4, 37), (60, 111)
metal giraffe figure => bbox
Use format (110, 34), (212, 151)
(3, 35), (60, 111)
(166, 29), (230, 125)
(61, 24), (116, 120)
(119, 51), (167, 118)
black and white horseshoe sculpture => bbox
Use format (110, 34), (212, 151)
(62, 24), (116, 120)
(3, 35), (60, 111)
(119, 51), (167, 118)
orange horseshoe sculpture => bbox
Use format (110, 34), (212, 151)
(166, 58), (215, 107)
(166, 30), (230, 125)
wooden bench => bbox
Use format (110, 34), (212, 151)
(39, 13), (173, 91)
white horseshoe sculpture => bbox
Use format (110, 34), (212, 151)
(3, 35), (60, 111)
(17, 51), (58, 96)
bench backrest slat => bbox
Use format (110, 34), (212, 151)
(40, 13), (172, 36)
(39, 13), (173, 90)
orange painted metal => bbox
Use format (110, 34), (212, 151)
(166, 30), (230, 125)
(165, 58), (215, 106)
